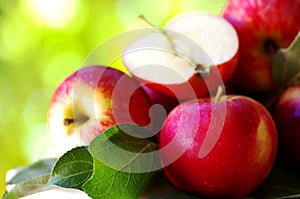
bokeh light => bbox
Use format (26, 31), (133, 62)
(0, 0), (227, 195)
(24, 0), (80, 28)
(0, 17), (40, 63)
(41, 50), (83, 87)
(116, 0), (177, 28)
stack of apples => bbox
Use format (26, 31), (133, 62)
(47, 0), (300, 198)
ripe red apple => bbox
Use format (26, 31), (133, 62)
(222, 0), (300, 93)
(273, 86), (300, 170)
(123, 12), (239, 100)
(47, 65), (153, 155)
(159, 95), (278, 198)
(141, 84), (179, 114)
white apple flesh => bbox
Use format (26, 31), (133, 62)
(123, 12), (239, 100)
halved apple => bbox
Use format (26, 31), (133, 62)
(123, 12), (239, 100)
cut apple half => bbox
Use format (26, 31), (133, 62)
(123, 12), (239, 100)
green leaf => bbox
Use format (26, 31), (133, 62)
(273, 32), (300, 86)
(48, 146), (93, 190)
(3, 174), (50, 199)
(82, 158), (154, 199)
(7, 158), (57, 185)
(88, 124), (161, 173)
(82, 124), (158, 199)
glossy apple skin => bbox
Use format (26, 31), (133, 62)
(222, 0), (300, 93)
(142, 84), (179, 113)
(159, 96), (278, 198)
(273, 86), (300, 170)
(48, 65), (152, 153)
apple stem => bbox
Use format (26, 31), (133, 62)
(64, 118), (75, 126)
(214, 86), (224, 102)
(63, 116), (89, 126)
(138, 15), (183, 60)
(195, 64), (211, 77)
(138, 14), (210, 77)
(138, 15), (176, 49)
(137, 15), (165, 34)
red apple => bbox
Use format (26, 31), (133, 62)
(159, 95), (278, 198)
(222, 0), (300, 93)
(47, 65), (153, 155)
(141, 84), (179, 114)
(273, 86), (300, 170)
(140, 84), (181, 134)
(123, 12), (239, 100)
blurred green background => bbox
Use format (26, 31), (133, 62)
(0, 0), (227, 195)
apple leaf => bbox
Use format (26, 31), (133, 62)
(82, 158), (154, 199)
(82, 124), (158, 199)
(88, 124), (160, 173)
(3, 174), (50, 199)
(48, 146), (93, 190)
(272, 32), (300, 86)
(7, 158), (56, 185)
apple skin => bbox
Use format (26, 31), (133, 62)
(273, 86), (300, 170)
(48, 65), (152, 155)
(159, 96), (278, 198)
(222, 0), (300, 93)
(132, 54), (239, 100)
(141, 84), (179, 114)
(123, 12), (239, 100)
